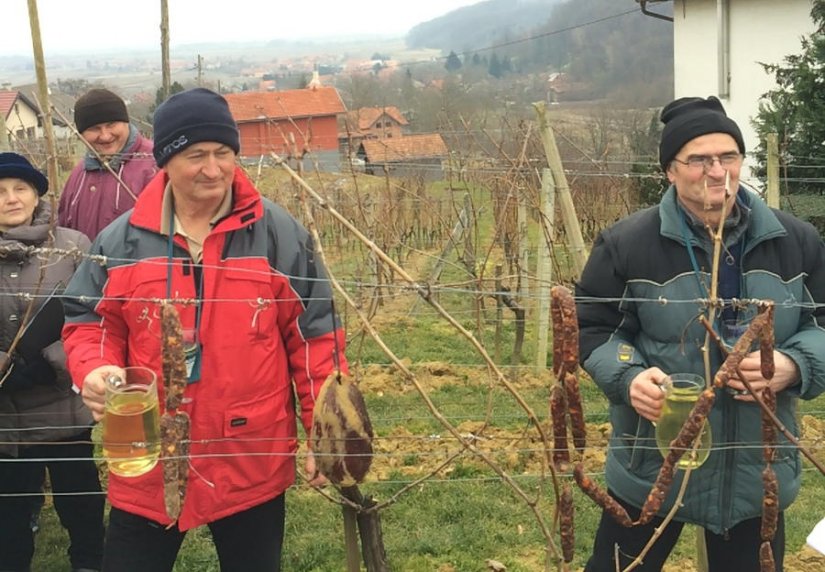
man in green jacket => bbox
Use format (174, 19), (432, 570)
(576, 96), (825, 571)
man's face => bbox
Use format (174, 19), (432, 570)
(666, 133), (743, 221)
(81, 121), (130, 157)
(163, 142), (236, 204)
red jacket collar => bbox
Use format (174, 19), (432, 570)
(129, 166), (263, 233)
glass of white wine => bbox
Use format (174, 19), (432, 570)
(101, 366), (161, 477)
(654, 373), (712, 469)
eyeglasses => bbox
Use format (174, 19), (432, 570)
(671, 152), (742, 172)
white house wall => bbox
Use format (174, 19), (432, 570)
(4, 100), (40, 140)
(672, 0), (814, 183)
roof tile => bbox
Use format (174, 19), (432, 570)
(361, 134), (448, 162)
(224, 87), (346, 123)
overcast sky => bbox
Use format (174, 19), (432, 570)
(4, 0), (481, 56)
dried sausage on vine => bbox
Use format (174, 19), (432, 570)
(160, 411), (190, 521)
(160, 303), (187, 411)
(551, 286), (578, 377)
(573, 463), (633, 527)
(761, 386), (777, 464)
(550, 384), (570, 469)
(761, 466), (779, 542)
(160, 303), (191, 520)
(638, 388), (716, 525)
(714, 312), (769, 388)
(760, 541), (776, 572)
(551, 288), (564, 378)
(564, 372), (586, 454)
(559, 483), (575, 563)
(759, 304), (776, 381)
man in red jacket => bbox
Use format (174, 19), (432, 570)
(63, 88), (345, 572)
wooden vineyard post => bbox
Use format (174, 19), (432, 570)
(766, 133), (780, 209)
(495, 264), (503, 362)
(0, 113), (8, 151)
(532, 101), (588, 276)
(26, 0), (59, 189)
(535, 168), (554, 372)
(342, 503), (360, 572)
(518, 187), (529, 300)
(461, 192), (476, 275)
(341, 487), (389, 572)
(160, 0), (171, 101)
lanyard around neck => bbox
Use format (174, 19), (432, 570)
(679, 210), (708, 299)
(165, 208), (204, 334)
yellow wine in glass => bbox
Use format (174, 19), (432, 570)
(655, 373), (712, 469)
(102, 367), (161, 477)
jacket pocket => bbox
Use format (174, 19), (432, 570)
(614, 411), (657, 475)
(223, 393), (289, 438)
(216, 391), (295, 490)
(220, 267), (277, 340)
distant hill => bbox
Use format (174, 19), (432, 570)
(406, 0), (674, 105)
(407, 0), (564, 53)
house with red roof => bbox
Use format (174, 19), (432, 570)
(224, 84), (346, 171)
(1, 90), (42, 142)
(341, 106), (411, 161)
(357, 133), (449, 180)
(344, 106), (409, 140)
(1, 87), (72, 144)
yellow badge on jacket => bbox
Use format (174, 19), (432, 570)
(617, 343), (635, 363)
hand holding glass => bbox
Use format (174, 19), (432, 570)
(101, 366), (161, 477)
(654, 373), (712, 469)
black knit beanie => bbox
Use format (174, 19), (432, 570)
(152, 88), (240, 167)
(74, 88), (129, 133)
(659, 96), (745, 171)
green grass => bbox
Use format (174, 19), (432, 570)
(30, 378), (825, 571)
(35, 470), (825, 571)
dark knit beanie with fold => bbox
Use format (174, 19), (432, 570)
(74, 88), (129, 133)
(152, 88), (240, 167)
(658, 96), (745, 170)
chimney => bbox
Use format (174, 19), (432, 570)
(307, 70), (322, 90)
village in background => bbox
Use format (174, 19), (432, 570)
(7, 2), (825, 570)
(0, 0), (679, 187)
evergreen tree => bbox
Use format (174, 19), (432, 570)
(488, 53), (503, 78)
(630, 111), (667, 207)
(151, 81), (185, 111)
(445, 51), (463, 72)
(752, 1), (825, 194)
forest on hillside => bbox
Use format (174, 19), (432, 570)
(407, 0), (674, 105)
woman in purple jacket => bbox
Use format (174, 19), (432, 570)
(59, 88), (157, 240)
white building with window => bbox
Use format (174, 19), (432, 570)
(637, 0), (816, 183)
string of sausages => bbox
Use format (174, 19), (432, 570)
(567, 298), (781, 571)
(160, 303), (191, 522)
(549, 286), (587, 563)
(760, 384), (778, 572)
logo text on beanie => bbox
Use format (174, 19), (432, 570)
(160, 135), (189, 160)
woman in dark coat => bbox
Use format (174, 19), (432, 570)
(0, 153), (103, 572)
